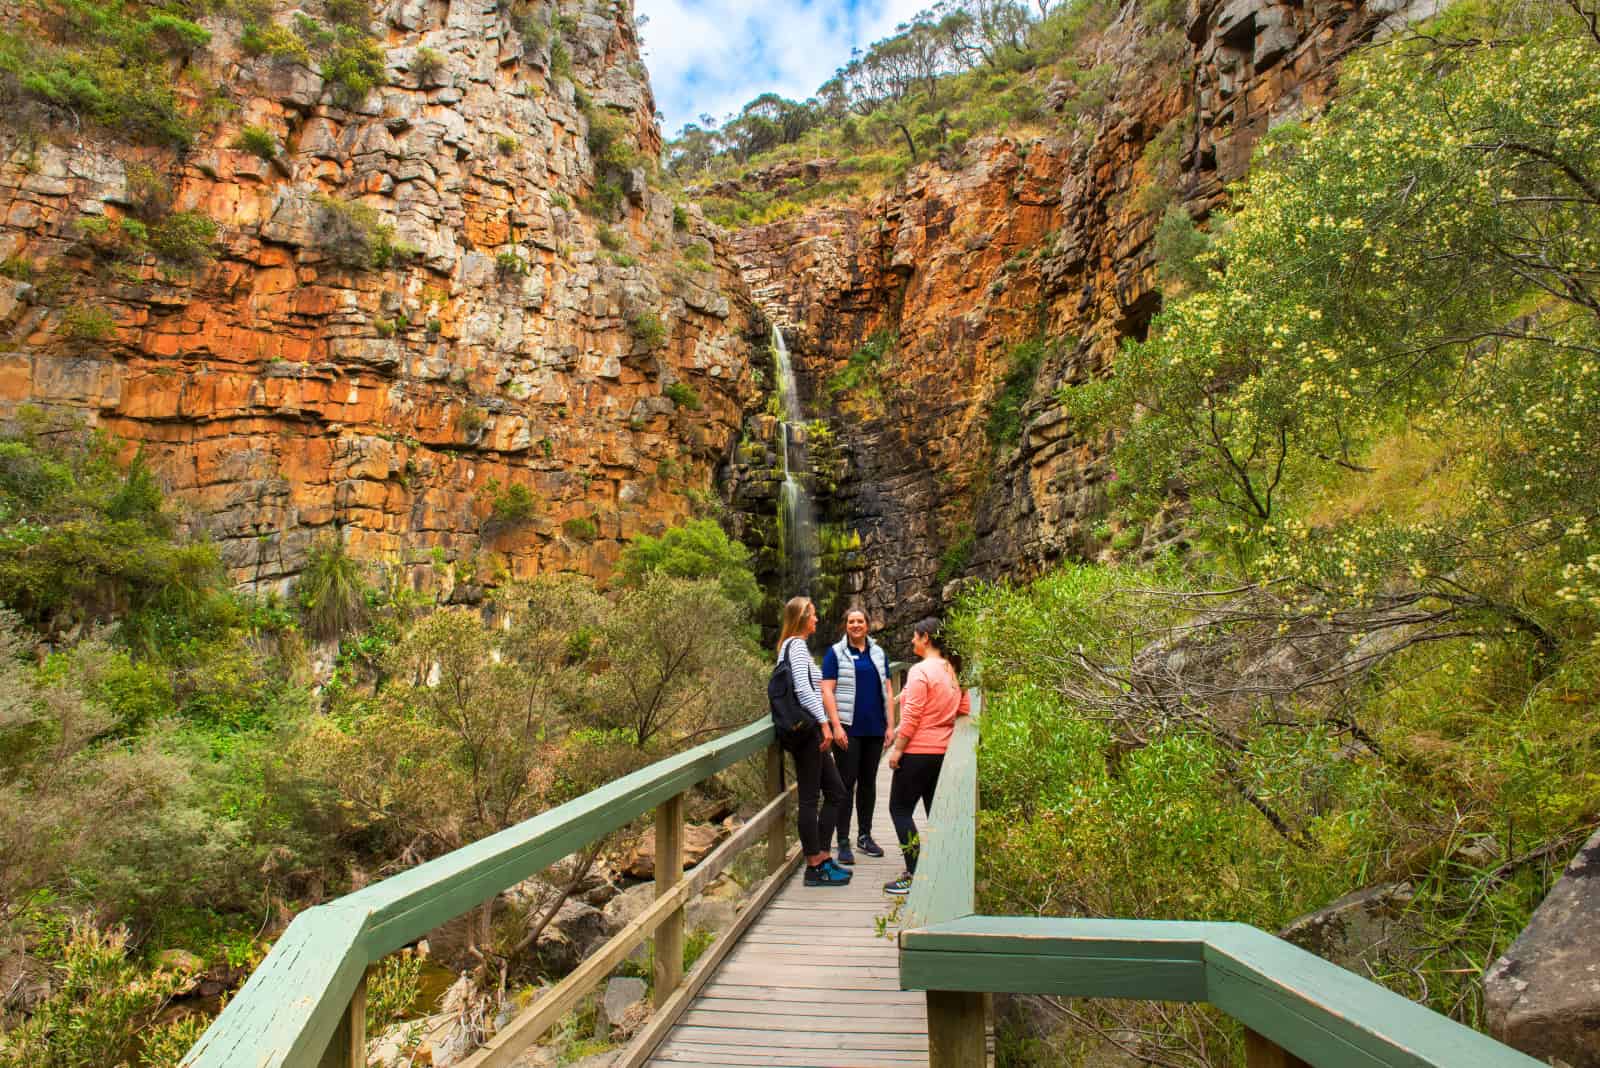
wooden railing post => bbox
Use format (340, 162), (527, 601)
(927, 989), (985, 1068)
(317, 964), (370, 1068)
(765, 742), (787, 874)
(1244, 1029), (1311, 1068)
(652, 792), (685, 1007)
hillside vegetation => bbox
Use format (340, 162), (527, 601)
(953, 1), (1600, 1062)
(0, 415), (766, 1065)
(664, 0), (1186, 227)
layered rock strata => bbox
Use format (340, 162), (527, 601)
(0, 0), (759, 591)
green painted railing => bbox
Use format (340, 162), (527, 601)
(182, 719), (776, 1068)
(896, 692), (1544, 1068)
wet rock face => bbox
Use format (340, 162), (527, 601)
(0, 0), (761, 591)
(727, 0), (1386, 635)
(1484, 828), (1600, 1065)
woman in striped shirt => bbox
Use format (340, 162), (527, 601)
(775, 596), (852, 887)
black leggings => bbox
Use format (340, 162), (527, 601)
(833, 733), (885, 845)
(888, 752), (944, 873)
(786, 724), (846, 858)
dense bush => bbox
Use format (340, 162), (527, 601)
(954, 3), (1600, 1060)
(0, 0), (213, 146)
(615, 517), (761, 618)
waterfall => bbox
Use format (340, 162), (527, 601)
(772, 326), (818, 596)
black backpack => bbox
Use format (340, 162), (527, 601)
(768, 640), (814, 738)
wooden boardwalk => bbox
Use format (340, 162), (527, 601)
(646, 755), (928, 1068)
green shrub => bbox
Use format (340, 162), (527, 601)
(672, 203), (689, 230)
(59, 304), (117, 343)
(0, 921), (191, 1068)
(148, 211), (218, 265)
(314, 195), (401, 270)
(579, 178), (623, 218)
(324, 0), (370, 27)
(663, 381), (699, 409)
(233, 124), (279, 159)
(496, 250), (529, 276)
(984, 334), (1052, 448)
(412, 46), (446, 82)
(596, 225), (625, 251)
(496, 133), (519, 155)
(239, 21), (311, 62)
(562, 516), (598, 541)
(629, 311), (668, 349)
(0, 9), (204, 148)
(937, 527), (975, 584)
(825, 328), (895, 410)
(321, 31), (386, 106)
(615, 518), (761, 617)
(295, 536), (369, 641)
(365, 950), (423, 1037)
(485, 480), (537, 523)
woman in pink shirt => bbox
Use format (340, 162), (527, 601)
(883, 617), (970, 896)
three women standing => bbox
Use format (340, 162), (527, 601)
(774, 596), (852, 887)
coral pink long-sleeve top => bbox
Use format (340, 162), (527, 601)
(895, 657), (970, 754)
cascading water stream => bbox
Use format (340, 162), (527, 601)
(772, 326), (818, 596)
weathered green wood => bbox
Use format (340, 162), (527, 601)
(896, 916), (1543, 1068)
(900, 693), (979, 931)
(183, 906), (368, 1067)
(183, 720), (774, 1068)
(352, 720), (773, 956)
(901, 950), (1207, 1002)
(1205, 926), (1540, 1068)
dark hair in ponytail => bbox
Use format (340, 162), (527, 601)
(913, 616), (963, 676)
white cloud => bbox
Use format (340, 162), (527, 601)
(635, 0), (930, 136)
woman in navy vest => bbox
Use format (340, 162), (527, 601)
(820, 606), (894, 866)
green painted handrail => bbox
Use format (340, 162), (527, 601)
(900, 694), (980, 931)
(183, 719), (775, 1068)
(895, 695), (1543, 1067)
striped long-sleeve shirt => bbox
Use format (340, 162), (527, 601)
(780, 637), (828, 725)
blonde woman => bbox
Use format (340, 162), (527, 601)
(775, 596), (852, 887)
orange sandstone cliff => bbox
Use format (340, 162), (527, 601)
(0, 0), (761, 592)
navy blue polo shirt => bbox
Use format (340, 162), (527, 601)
(821, 642), (887, 738)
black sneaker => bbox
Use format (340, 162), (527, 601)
(805, 861), (851, 887)
(884, 872), (913, 896)
(835, 843), (856, 866)
(857, 834), (885, 858)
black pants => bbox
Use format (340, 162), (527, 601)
(785, 724), (846, 857)
(833, 733), (885, 845)
(888, 752), (944, 873)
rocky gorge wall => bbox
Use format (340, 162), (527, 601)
(0, 0), (761, 596)
(725, 0), (1421, 639)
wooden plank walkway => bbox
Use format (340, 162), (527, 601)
(646, 754), (927, 1068)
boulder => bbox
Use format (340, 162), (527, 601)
(1484, 827), (1600, 1065)
(1278, 882), (1414, 973)
(603, 881), (656, 929)
(596, 976), (648, 1038)
(620, 822), (722, 879)
(537, 899), (610, 974)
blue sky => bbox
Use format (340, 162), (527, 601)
(634, 0), (929, 137)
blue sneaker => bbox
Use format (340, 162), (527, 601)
(823, 858), (853, 881)
(884, 872), (913, 896)
(857, 834), (885, 858)
(835, 843), (856, 866)
(804, 861), (851, 887)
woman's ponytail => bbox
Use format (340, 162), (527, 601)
(912, 616), (963, 677)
